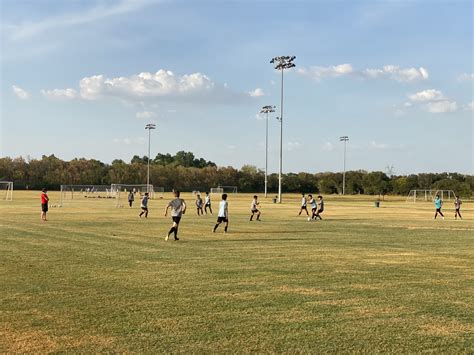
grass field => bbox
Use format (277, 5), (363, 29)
(1, 191), (473, 353)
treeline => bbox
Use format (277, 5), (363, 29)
(0, 154), (473, 196)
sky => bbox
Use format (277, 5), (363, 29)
(1, 0), (473, 175)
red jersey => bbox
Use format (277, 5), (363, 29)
(41, 193), (49, 204)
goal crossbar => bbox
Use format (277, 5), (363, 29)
(0, 181), (13, 201)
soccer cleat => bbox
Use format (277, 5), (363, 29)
(174, 237), (179, 241)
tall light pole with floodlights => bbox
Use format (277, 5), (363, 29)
(260, 105), (275, 198)
(340, 136), (349, 195)
(270, 55), (296, 203)
(145, 123), (156, 194)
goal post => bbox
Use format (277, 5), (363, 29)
(406, 189), (456, 203)
(60, 185), (113, 205)
(210, 187), (223, 195)
(0, 181), (13, 201)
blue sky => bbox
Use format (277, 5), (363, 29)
(1, 0), (472, 174)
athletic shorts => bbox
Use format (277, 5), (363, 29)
(251, 209), (259, 213)
(301, 205), (307, 209)
(312, 208), (317, 213)
(317, 209), (324, 214)
(41, 203), (48, 212)
(172, 216), (181, 224)
(436, 208), (441, 212)
(217, 216), (228, 223)
(141, 207), (148, 211)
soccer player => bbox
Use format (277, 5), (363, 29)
(139, 192), (149, 218)
(204, 192), (212, 214)
(454, 195), (462, 220)
(213, 194), (229, 233)
(40, 188), (49, 222)
(250, 195), (261, 221)
(196, 194), (204, 216)
(308, 194), (317, 221)
(164, 191), (186, 241)
(315, 195), (324, 220)
(434, 194), (444, 220)
(298, 193), (309, 216)
(127, 190), (134, 208)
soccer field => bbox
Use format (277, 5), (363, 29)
(1, 191), (473, 353)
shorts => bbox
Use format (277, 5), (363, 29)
(317, 209), (324, 214)
(301, 205), (307, 209)
(141, 207), (148, 211)
(172, 216), (181, 224)
(205, 203), (211, 207)
(217, 216), (228, 223)
(312, 208), (317, 213)
(436, 208), (441, 212)
(251, 209), (259, 213)
(41, 203), (48, 212)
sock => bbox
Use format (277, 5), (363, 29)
(168, 227), (175, 236)
(224, 225), (228, 232)
(213, 224), (219, 232)
(174, 227), (178, 239)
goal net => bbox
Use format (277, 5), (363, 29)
(113, 184), (164, 208)
(60, 185), (113, 205)
(406, 189), (456, 203)
(0, 181), (13, 201)
(210, 187), (223, 195)
(211, 185), (238, 194)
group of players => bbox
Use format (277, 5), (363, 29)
(39, 189), (464, 241)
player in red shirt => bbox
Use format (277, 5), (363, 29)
(41, 188), (49, 222)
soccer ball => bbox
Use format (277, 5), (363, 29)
(307, 217), (311, 222)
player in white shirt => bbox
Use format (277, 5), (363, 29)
(213, 194), (229, 233)
(308, 194), (318, 221)
(204, 192), (212, 214)
(164, 191), (186, 241)
(298, 193), (309, 216)
(249, 195), (261, 221)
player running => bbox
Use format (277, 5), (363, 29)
(454, 195), (462, 220)
(41, 188), (49, 222)
(204, 192), (212, 214)
(249, 195), (261, 221)
(165, 191), (186, 241)
(434, 194), (444, 220)
(213, 194), (229, 233)
(139, 192), (149, 218)
(308, 194), (318, 221)
(314, 195), (324, 220)
(298, 193), (309, 216)
(196, 194), (204, 216)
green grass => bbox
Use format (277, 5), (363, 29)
(1, 191), (473, 353)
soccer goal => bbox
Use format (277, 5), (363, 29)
(210, 187), (224, 195)
(0, 181), (13, 201)
(406, 189), (456, 203)
(60, 185), (112, 205)
(219, 185), (238, 193)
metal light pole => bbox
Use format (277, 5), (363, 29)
(270, 55), (296, 203)
(145, 123), (156, 194)
(260, 105), (275, 198)
(340, 136), (349, 195)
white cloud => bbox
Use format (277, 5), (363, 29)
(322, 142), (334, 152)
(464, 101), (474, 111)
(299, 64), (429, 82)
(12, 85), (30, 100)
(136, 111), (155, 119)
(424, 101), (458, 113)
(458, 73), (474, 81)
(408, 89), (445, 102)
(370, 141), (389, 150)
(6, 0), (157, 40)
(74, 69), (245, 103)
(41, 88), (77, 99)
(286, 141), (302, 151)
(112, 137), (147, 145)
(248, 88), (265, 97)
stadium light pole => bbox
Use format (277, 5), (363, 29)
(145, 123), (156, 194)
(340, 136), (349, 195)
(270, 55), (296, 203)
(260, 105), (276, 198)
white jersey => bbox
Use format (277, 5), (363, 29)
(301, 197), (306, 207)
(218, 200), (228, 217)
(310, 198), (317, 209)
(251, 199), (259, 211)
(205, 196), (211, 205)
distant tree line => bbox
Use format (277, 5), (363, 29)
(0, 153), (472, 196)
